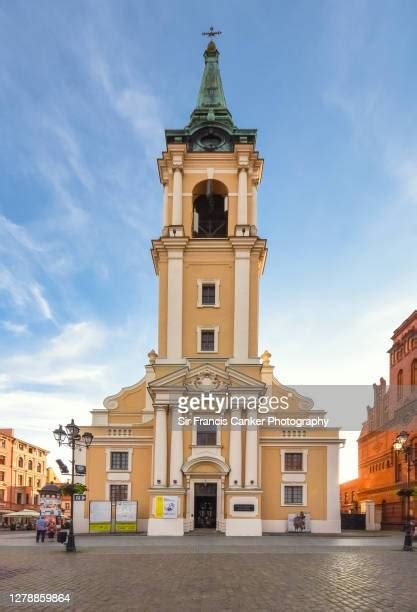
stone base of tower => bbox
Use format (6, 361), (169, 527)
(147, 518), (184, 536)
(225, 518), (262, 536)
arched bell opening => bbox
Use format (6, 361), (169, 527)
(192, 179), (228, 238)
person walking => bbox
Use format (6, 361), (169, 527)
(35, 516), (47, 543)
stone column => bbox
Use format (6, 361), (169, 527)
(233, 249), (250, 361)
(245, 426), (258, 487)
(166, 249), (183, 360)
(153, 406), (167, 486)
(325, 444), (341, 532)
(172, 168), (182, 226)
(229, 410), (242, 487)
(162, 183), (169, 227)
(251, 183), (257, 228)
(237, 168), (248, 225)
(170, 407), (183, 486)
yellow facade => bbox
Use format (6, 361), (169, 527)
(76, 40), (341, 536)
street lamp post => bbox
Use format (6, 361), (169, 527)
(53, 420), (93, 552)
(393, 431), (415, 552)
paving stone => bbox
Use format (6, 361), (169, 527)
(0, 533), (416, 611)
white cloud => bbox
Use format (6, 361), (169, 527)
(0, 391), (99, 467)
(45, 321), (106, 360)
(0, 272), (54, 322)
(90, 55), (164, 160)
(1, 321), (107, 388)
(0, 214), (44, 254)
(30, 283), (54, 321)
(2, 321), (29, 335)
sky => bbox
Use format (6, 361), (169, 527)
(0, 1), (416, 482)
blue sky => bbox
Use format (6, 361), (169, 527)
(1, 1), (416, 480)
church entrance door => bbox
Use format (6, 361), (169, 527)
(194, 483), (217, 529)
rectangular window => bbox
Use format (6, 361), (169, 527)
(0, 455), (5, 465)
(0, 471), (4, 481)
(284, 452), (303, 471)
(201, 330), (215, 352)
(16, 492), (23, 504)
(0, 440), (5, 448)
(0, 490), (4, 501)
(110, 484), (128, 501)
(110, 452), (129, 470)
(202, 283), (216, 305)
(284, 485), (303, 505)
(196, 423), (217, 446)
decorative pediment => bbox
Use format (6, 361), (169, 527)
(148, 363), (266, 396)
(185, 366), (230, 392)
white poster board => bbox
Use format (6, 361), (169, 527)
(163, 496), (178, 518)
(40, 496), (61, 517)
(89, 501), (111, 532)
(116, 501), (136, 522)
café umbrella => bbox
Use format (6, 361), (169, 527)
(3, 509), (40, 518)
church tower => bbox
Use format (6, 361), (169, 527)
(77, 37), (341, 538)
(153, 38), (266, 365)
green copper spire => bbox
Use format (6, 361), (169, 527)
(188, 41), (234, 129)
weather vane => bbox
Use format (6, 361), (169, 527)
(202, 26), (222, 39)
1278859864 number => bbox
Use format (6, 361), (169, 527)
(9, 593), (71, 604)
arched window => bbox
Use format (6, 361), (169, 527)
(412, 359), (417, 387)
(28, 460), (33, 471)
(18, 457), (23, 468)
(397, 369), (403, 400)
(192, 180), (228, 238)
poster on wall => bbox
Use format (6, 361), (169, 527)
(89, 501), (111, 532)
(115, 501), (137, 532)
(155, 496), (178, 518)
(40, 496), (61, 517)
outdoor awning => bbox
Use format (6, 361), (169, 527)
(2, 509), (39, 518)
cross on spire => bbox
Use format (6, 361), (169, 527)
(202, 26), (222, 39)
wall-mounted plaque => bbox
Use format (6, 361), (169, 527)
(233, 504), (255, 512)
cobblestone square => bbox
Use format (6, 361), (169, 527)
(1, 532), (416, 611)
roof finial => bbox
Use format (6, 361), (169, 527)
(202, 26), (222, 39)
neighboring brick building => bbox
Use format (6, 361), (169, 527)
(0, 429), (48, 519)
(340, 311), (417, 528)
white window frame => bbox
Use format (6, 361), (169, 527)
(105, 448), (133, 473)
(197, 326), (219, 353)
(192, 419), (221, 447)
(106, 481), (131, 501)
(197, 279), (220, 308)
(281, 449), (308, 473)
(281, 483), (307, 507)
